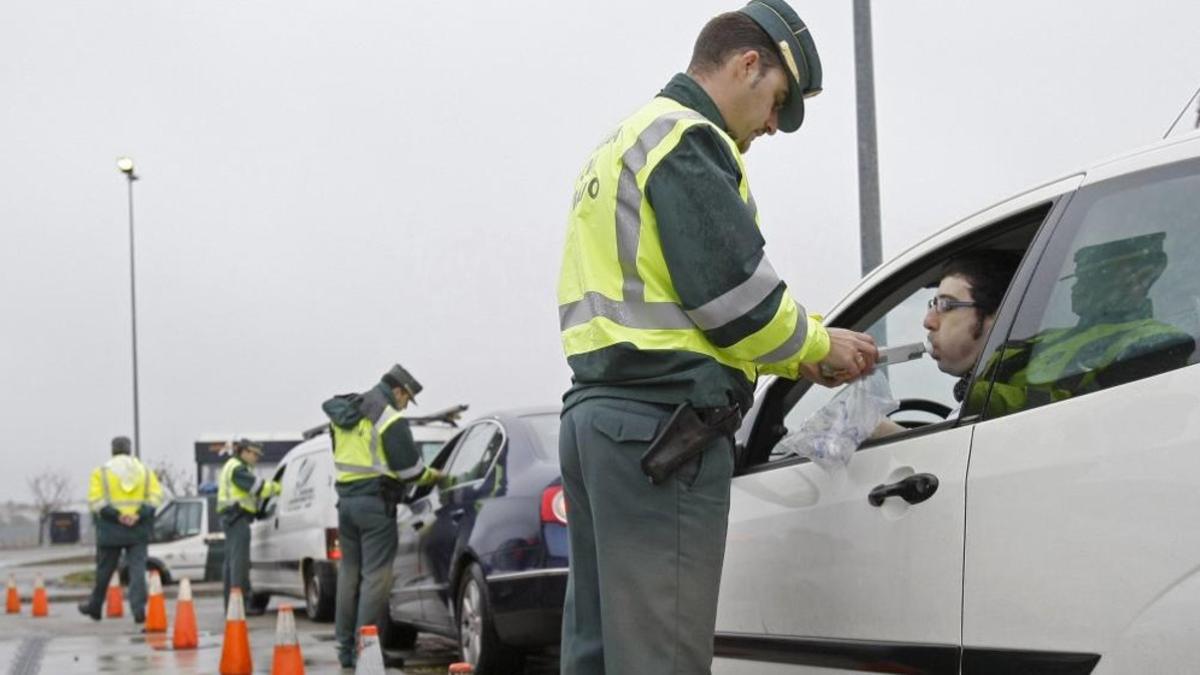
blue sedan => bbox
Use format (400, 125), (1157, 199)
(386, 407), (566, 673)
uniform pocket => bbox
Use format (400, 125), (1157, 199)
(590, 408), (660, 445)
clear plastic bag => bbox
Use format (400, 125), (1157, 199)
(776, 371), (899, 469)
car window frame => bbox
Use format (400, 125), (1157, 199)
(438, 419), (507, 494)
(737, 197), (1072, 476)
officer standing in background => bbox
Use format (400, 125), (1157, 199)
(217, 438), (281, 615)
(322, 364), (441, 670)
(78, 436), (162, 624)
(556, 1), (878, 672)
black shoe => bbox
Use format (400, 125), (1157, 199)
(76, 601), (101, 621)
(133, 613), (145, 624)
(382, 654), (406, 669)
(338, 653), (355, 669)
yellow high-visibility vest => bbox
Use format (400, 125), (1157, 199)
(558, 96), (826, 383)
(87, 456), (162, 516)
(332, 406), (422, 484)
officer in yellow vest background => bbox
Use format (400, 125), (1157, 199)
(556, 1), (878, 671)
(322, 363), (441, 669)
(217, 438), (281, 614)
(78, 436), (162, 623)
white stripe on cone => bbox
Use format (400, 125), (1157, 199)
(178, 577), (193, 602)
(355, 626), (386, 675)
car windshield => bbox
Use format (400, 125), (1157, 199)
(523, 413), (561, 463)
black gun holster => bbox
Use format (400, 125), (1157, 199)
(640, 403), (741, 485)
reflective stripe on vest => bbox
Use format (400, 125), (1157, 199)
(218, 457), (261, 513)
(90, 464), (153, 514)
(557, 97), (811, 382)
(333, 406), (416, 483)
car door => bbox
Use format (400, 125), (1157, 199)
(420, 421), (505, 628)
(172, 500), (206, 579)
(714, 185), (1075, 674)
(964, 146), (1200, 673)
(250, 462), (287, 590)
(392, 431), (464, 625)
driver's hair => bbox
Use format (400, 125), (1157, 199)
(939, 251), (1022, 338)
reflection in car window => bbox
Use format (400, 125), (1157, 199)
(445, 423), (503, 486)
(417, 441), (445, 465)
(978, 160), (1200, 418)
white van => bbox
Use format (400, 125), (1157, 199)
(249, 406), (465, 620)
(121, 494), (224, 585)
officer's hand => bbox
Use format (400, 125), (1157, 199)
(415, 467), (442, 488)
(804, 328), (878, 387)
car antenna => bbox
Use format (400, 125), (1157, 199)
(1162, 84), (1200, 139)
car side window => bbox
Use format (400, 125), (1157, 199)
(178, 501), (203, 537)
(443, 422), (504, 487)
(153, 502), (178, 542)
(977, 159), (1200, 419)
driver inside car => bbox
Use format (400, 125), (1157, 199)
(872, 251), (1021, 437)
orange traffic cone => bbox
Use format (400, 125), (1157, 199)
(172, 578), (198, 650)
(270, 603), (305, 675)
(105, 571), (124, 618)
(5, 574), (19, 614)
(219, 587), (253, 675)
(449, 663), (475, 673)
(355, 624), (386, 674)
(144, 569), (168, 632)
(31, 574), (48, 617)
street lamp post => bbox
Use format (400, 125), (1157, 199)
(116, 156), (142, 459)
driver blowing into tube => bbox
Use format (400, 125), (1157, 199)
(873, 251), (1020, 437)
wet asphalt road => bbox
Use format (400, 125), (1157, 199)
(0, 593), (558, 674)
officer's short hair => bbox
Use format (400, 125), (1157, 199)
(939, 251), (1023, 337)
(689, 12), (783, 77)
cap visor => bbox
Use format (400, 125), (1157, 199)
(778, 94), (805, 133)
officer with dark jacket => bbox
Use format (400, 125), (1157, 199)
(217, 439), (281, 614)
(323, 364), (440, 669)
(78, 436), (162, 623)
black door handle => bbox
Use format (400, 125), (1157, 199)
(868, 473), (939, 507)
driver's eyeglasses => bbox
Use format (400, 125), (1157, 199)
(927, 296), (978, 315)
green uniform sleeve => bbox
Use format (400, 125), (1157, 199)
(646, 126), (830, 377)
(231, 464), (265, 495)
(382, 419), (425, 481)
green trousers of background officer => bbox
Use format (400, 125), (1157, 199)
(335, 494), (398, 661)
(559, 397), (734, 675)
(83, 543), (148, 621)
(222, 513), (252, 610)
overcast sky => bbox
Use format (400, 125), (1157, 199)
(2, 1), (1198, 503)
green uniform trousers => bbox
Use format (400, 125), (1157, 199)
(83, 543), (147, 621)
(559, 397), (734, 675)
(221, 511), (253, 611)
(335, 493), (398, 662)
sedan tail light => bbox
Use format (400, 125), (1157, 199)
(325, 527), (342, 560)
(540, 485), (567, 525)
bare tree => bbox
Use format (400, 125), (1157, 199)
(28, 469), (73, 546)
(150, 460), (196, 498)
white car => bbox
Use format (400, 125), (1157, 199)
(249, 407), (465, 620)
(713, 129), (1200, 673)
(120, 495), (224, 585)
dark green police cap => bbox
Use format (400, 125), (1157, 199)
(739, 0), (823, 132)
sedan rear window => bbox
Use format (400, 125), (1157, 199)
(523, 413), (561, 463)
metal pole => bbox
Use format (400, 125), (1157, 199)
(853, 0), (883, 277)
(125, 173), (142, 459)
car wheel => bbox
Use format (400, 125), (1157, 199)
(304, 564), (335, 622)
(456, 562), (523, 674)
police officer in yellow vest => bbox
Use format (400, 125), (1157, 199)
(218, 438), (281, 614)
(78, 436), (162, 623)
(322, 364), (440, 669)
(557, 2), (879, 672)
